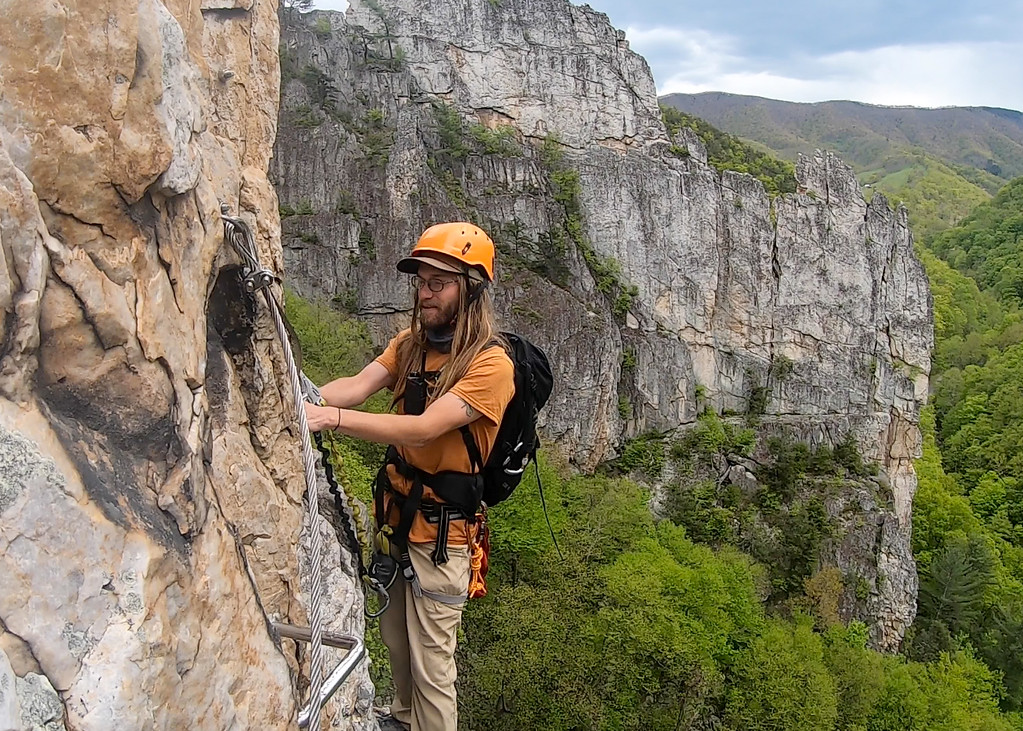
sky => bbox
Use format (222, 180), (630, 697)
(310, 0), (1023, 112)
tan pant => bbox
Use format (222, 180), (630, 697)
(380, 541), (470, 731)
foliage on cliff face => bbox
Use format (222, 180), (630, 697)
(660, 105), (797, 198)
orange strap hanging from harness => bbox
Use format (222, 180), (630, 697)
(468, 511), (491, 599)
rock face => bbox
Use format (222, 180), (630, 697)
(0, 1), (371, 729)
(273, 0), (931, 649)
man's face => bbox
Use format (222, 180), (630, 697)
(415, 264), (462, 330)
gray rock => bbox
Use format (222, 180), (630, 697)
(822, 480), (917, 651)
(146, 0), (204, 196)
(726, 465), (758, 494)
(0, 425), (65, 515)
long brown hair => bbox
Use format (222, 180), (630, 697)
(392, 278), (505, 409)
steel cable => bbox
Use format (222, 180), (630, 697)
(222, 208), (325, 730)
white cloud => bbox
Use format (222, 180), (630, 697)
(626, 24), (1023, 111)
(623, 25), (743, 78)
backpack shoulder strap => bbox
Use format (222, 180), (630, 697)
(460, 425), (484, 474)
(456, 337), (509, 473)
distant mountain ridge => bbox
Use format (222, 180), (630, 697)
(660, 92), (1023, 181)
(660, 92), (1023, 241)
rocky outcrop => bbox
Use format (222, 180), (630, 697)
(273, 0), (931, 649)
(0, 1), (371, 729)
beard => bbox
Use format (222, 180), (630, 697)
(419, 298), (459, 331)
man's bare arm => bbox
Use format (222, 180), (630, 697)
(304, 391), (481, 447)
(318, 361), (394, 408)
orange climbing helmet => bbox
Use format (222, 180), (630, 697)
(396, 222), (495, 283)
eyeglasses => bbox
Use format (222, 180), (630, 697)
(411, 275), (460, 293)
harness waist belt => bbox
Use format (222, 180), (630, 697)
(376, 447), (482, 568)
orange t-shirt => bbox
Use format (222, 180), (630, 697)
(374, 330), (515, 544)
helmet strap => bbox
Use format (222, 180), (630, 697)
(466, 279), (488, 305)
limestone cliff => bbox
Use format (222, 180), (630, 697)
(0, 0), (372, 728)
(272, 0), (932, 649)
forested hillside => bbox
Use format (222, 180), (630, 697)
(911, 180), (1023, 711)
(660, 92), (1023, 242)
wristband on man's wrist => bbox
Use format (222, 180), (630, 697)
(335, 407), (342, 430)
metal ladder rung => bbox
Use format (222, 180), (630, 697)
(273, 622), (367, 729)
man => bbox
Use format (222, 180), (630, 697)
(304, 222), (515, 731)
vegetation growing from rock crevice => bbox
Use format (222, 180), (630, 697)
(425, 102), (524, 215)
(361, 0), (407, 71)
(279, 199), (315, 218)
(539, 135), (638, 315)
(662, 411), (878, 604)
(660, 105), (797, 198)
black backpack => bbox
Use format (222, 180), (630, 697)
(460, 332), (553, 507)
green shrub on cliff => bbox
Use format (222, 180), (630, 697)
(660, 105), (797, 197)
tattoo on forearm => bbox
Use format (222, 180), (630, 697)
(463, 400), (476, 418)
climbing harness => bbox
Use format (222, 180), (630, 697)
(221, 205), (366, 729)
(369, 330), (558, 603)
(373, 446), (480, 604)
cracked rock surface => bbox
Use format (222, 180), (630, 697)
(0, 0), (372, 728)
(274, 0), (931, 649)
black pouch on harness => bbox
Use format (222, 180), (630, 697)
(368, 551), (398, 590)
(402, 349), (432, 416)
(404, 373), (427, 415)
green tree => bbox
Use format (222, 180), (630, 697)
(918, 534), (996, 635)
(724, 617), (838, 731)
